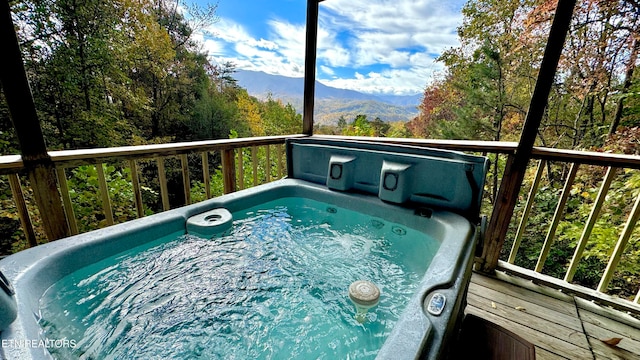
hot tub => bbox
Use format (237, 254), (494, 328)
(0, 138), (488, 359)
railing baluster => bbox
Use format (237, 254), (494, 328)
(481, 153), (516, 270)
(277, 144), (283, 178)
(96, 163), (114, 226)
(266, 145), (271, 183)
(565, 167), (617, 282)
(202, 152), (211, 199)
(238, 147), (245, 190)
(535, 162), (579, 272)
(597, 192), (640, 293)
(8, 174), (38, 247)
(128, 160), (144, 218)
(508, 159), (546, 263)
(55, 167), (79, 234)
(222, 148), (236, 194)
(252, 146), (258, 186)
(156, 157), (170, 211)
(180, 154), (191, 205)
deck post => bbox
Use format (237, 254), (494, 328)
(222, 148), (236, 194)
(302, 0), (322, 135)
(479, 0), (577, 273)
(0, 1), (70, 241)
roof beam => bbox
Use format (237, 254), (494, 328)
(480, 0), (577, 272)
(302, 0), (320, 135)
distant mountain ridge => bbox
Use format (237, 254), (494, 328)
(233, 70), (420, 125)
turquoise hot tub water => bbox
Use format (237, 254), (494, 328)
(39, 198), (439, 359)
(0, 138), (489, 359)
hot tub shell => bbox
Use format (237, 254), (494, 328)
(0, 138), (488, 359)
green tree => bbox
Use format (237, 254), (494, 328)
(261, 95), (302, 136)
(343, 114), (374, 136)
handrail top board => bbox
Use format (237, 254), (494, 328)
(0, 135), (298, 172)
(1, 135), (640, 173)
(531, 147), (640, 169)
(314, 135), (519, 154)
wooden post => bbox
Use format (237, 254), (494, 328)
(535, 163), (578, 272)
(180, 154), (191, 205)
(222, 148), (236, 194)
(508, 160), (546, 263)
(0, 1), (69, 241)
(8, 174), (38, 247)
(156, 157), (170, 211)
(128, 160), (144, 218)
(597, 193), (640, 293)
(252, 146), (258, 186)
(277, 145), (283, 178)
(202, 152), (211, 199)
(302, 0), (321, 135)
(265, 145), (271, 183)
(238, 148), (245, 190)
(56, 168), (79, 234)
(96, 163), (114, 226)
(479, 0), (577, 273)
(565, 167), (617, 282)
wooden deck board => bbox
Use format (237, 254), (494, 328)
(581, 322), (640, 354)
(534, 347), (569, 360)
(465, 272), (640, 359)
(579, 310), (640, 343)
(589, 336), (638, 360)
(466, 293), (587, 347)
(464, 306), (593, 359)
(472, 271), (576, 315)
(468, 281), (583, 331)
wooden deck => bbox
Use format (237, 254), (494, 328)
(466, 271), (640, 359)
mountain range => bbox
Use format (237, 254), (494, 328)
(233, 70), (421, 125)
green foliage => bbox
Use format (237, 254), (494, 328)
(261, 95), (302, 136)
(65, 165), (156, 232)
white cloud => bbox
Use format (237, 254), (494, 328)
(267, 19), (306, 67)
(199, 18), (305, 78)
(320, 65), (335, 76)
(202, 39), (225, 56)
(315, 0), (463, 93)
(194, 0), (463, 94)
(321, 61), (446, 96)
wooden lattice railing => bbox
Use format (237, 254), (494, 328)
(1, 135), (299, 243)
(4, 134), (640, 315)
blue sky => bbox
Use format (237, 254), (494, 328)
(193, 0), (466, 95)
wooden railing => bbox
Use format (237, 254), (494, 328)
(1, 135), (298, 245)
(500, 146), (640, 315)
(4, 134), (640, 315)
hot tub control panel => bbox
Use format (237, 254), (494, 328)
(427, 292), (447, 316)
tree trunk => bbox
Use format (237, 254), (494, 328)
(609, 39), (639, 136)
(71, 0), (92, 112)
(152, 76), (160, 137)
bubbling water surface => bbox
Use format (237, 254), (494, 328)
(40, 197), (439, 359)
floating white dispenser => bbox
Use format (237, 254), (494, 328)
(349, 280), (380, 323)
(186, 208), (233, 238)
